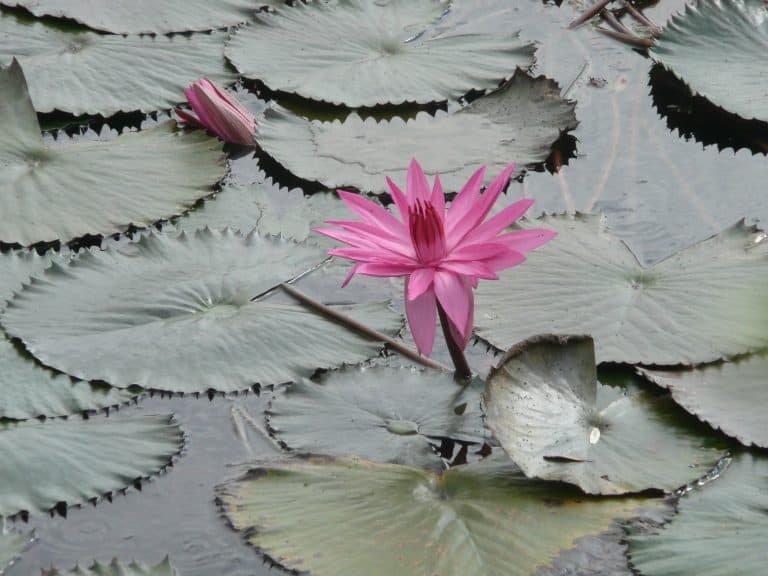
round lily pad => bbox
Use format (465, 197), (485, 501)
(226, 0), (534, 107)
(268, 366), (485, 469)
(1, 229), (402, 393)
(475, 215), (768, 365)
(0, 414), (182, 517)
(639, 353), (768, 448)
(218, 454), (657, 576)
(40, 557), (177, 576)
(484, 335), (723, 495)
(651, 0), (768, 123)
(0, 529), (33, 573)
(257, 72), (577, 193)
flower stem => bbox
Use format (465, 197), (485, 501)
(436, 302), (473, 380)
(279, 283), (451, 373)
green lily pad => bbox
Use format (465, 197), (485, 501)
(0, 529), (33, 573)
(639, 353), (768, 448)
(41, 557), (177, 576)
(0, 0), (275, 34)
(484, 335), (723, 495)
(475, 215), (768, 365)
(217, 454), (657, 576)
(651, 0), (768, 123)
(0, 60), (226, 246)
(226, 0), (534, 107)
(0, 11), (235, 115)
(258, 71), (577, 193)
(1, 229), (402, 393)
(268, 366), (485, 470)
(0, 414), (182, 518)
(628, 452), (768, 576)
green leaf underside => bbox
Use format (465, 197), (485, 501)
(639, 354), (768, 449)
(40, 557), (177, 576)
(475, 215), (768, 365)
(268, 366), (485, 470)
(0, 61), (227, 246)
(651, 0), (768, 123)
(0, 529), (33, 573)
(484, 335), (723, 495)
(218, 455), (657, 576)
(1, 229), (402, 393)
(628, 453), (768, 576)
(0, 0), (275, 34)
(226, 0), (534, 107)
(0, 11), (236, 114)
(257, 72), (577, 194)
(0, 414), (182, 517)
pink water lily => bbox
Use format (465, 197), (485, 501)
(176, 78), (256, 146)
(315, 158), (556, 360)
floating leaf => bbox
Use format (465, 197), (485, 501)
(41, 557), (177, 576)
(218, 454), (657, 576)
(475, 215), (768, 365)
(651, 0), (768, 123)
(2, 230), (402, 393)
(268, 366), (485, 469)
(484, 335), (723, 495)
(639, 353), (768, 449)
(0, 414), (182, 517)
(0, 529), (33, 573)
(257, 72), (577, 193)
(628, 453), (768, 576)
(226, 0), (534, 107)
(0, 12), (235, 115)
(0, 61), (226, 246)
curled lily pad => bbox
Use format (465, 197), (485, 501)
(268, 366), (485, 469)
(0, 414), (182, 518)
(628, 453), (768, 576)
(639, 353), (768, 449)
(475, 215), (768, 365)
(0, 529), (33, 573)
(217, 454), (657, 576)
(0, 12), (235, 115)
(651, 0), (768, 123)
(258, 72), (577, 193)
(1, 229), (402, 393)
(484, 335), (723, 495)
(226, 0), (534, 107)
(41, 557), (177, 576)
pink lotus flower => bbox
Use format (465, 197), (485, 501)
(176, 78), (256, 146)
(315, 158), (556, 359)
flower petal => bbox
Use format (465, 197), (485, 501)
(407, 267), (435, 301)
(439, 260), (499, 280)
(319, 221), (415, 258)
(446, 165), (486, 232)
(494, 228), (558, 253)
(430, 173), (445, 222)
(337, 190), (407, 235)
(464, 198), (535, 244)
(434, 270), (473, 344)
(386, 176), (410, 227)
(484, 249), (526, 272)
(405, 281), (437, 357)
(328, 247), (416, 267)
(186, 79), (256, 145)
(407, 158), (431, 203)
(447, 276), (474, 349)
(355, 262), (416, 277)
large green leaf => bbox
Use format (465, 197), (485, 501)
(0, 60), (226, 246)
(268, 366), (485, 470)
(0, 11), (235, 115)
(0, 414), (182, 518)
(41, 557), (177, 576)
(628, 453), (768, 576)
(651, 0), (768, 123)
(258, 72), (577, 194)
(484, 335), (723, 495)
(0, 0), (274, 34)
(475, 215), (768, 365)
(217, 454), (657, 576)
(1, 229), (402, 393)
(0, 529), (33, 574)
(639, 353), (768, 449)
(226, 0), (534, 107)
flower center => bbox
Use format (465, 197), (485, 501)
(409, 199), (446, 264)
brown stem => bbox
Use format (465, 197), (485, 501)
(601, 10), (633, 35)
(619, 0), (657, 30)
(568, 0), (613, 29)
(595, 26), (655, 48)
(436, 302), (472, 380)
(279, 283), (451, 373)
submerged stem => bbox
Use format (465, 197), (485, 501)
(436, 302), (473, 380)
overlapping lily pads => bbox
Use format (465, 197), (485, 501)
(41, 557), (177, 576)
(628, 453), (768, 576)
(0, 60), (226, 246)
(218, 454), (657, 576)
(257, 72), (578, 193)
(475, 215), (768, 365)
(651, 0), (768, 123)
(226, 0), (534, 107)
(1, 229), (402, 393)
(639, 353), (768, 448)
(268, 366), (485, 469)
(0, 11), (235, 115)
(0, 529), (33, 573)
(0, 414), (182, 517)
